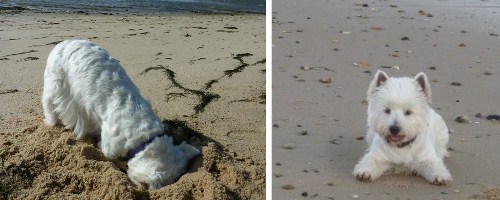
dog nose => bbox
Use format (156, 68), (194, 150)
(389, 125), (401, 135)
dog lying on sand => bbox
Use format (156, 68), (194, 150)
(42, 40), (200, 189)
(353, 70), (452, 185)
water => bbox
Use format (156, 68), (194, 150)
(0, 0), (265, 14)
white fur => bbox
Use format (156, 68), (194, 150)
(353, 70), (452, 185)
(42, 40), (199, 189)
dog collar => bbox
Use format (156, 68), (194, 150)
(397, 137), (417, 148)
(127, 125), (171, 160)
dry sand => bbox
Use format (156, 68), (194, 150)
(0, 10), (265, 199)
(273, 0), (500, 199)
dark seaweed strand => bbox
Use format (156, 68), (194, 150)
(251, 58), (266, 66)
(204, 54), (264, 90)
(223, 53), (253, 77)
(204, 79), (219, 90)
(140, 65), (220, 114)
(0, 89), (19, 95)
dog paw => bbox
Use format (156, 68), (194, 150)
(428, 173), (452, 186)
(353, 158), (386, 182)
(353, 170), (372, 182)
(422, 164), (452, 186)
(43, 118), (57, 126)
(427, 171), (453, 186)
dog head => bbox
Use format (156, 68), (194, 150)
(367, 70), (432, 147)
(127, 135), (200, 189)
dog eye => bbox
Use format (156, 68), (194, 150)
(405, 110), (412, 116)
(384, 108), (391, 114)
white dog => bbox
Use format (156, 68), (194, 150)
(353, 70), (452, 185)
(42, 40), (200, 189)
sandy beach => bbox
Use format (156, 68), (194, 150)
(0, 9), (265, 199)
(273, 0), (500, 199)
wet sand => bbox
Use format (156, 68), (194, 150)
(0, 10), (265, 199)
(273, 0), (500, 199)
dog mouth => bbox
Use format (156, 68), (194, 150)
(387, 134), (404, 142)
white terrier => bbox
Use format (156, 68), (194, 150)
(42, 40), (200, 189)
(353, 70), (452, 185)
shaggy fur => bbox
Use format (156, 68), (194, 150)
(42, 40), (199, 189)
(353, 70), (452, 185)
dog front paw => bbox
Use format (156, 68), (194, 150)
(354, 171), (373, 182)
(353, 163), (377, 182)
(353, 156), (387, 182)
(429, 173), (452, 186)
(421, 162), (452, 186)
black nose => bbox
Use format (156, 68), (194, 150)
(389, 125), (401, 135)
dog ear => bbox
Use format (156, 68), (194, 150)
(414, 72), (432, 103)
(368, 70), (389, 95)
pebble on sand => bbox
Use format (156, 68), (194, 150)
(451, 82), (462, 86)
(354, 61), (371, 68)
(282, 184), (295, 190)
(486, 114), (500, 120)
(475, 113), (483, 118)
(301, 65), (313, 71)
(455, 115), (471, 124)
(320, 77), (332, 83)
(282, 143), (295, 149)
(330, 139), (341, 144)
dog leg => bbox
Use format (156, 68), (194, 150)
(417, 159), (452, 185)
(42, 94), (59, 126)
(42, 72), (62, 126)
(353, 152), (389, 182)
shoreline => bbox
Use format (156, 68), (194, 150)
(0, 4), (265, 15)
(0, 7), (265, 16)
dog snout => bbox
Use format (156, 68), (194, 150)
(389, 125), (401, 135)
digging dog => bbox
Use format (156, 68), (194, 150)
(42, 40), (200, 189)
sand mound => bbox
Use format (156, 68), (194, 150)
(1, 120), (264, 200)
